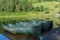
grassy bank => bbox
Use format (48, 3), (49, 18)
(0, 2), (60, 33)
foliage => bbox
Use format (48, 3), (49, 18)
(34, 5), (45, 12)
(0, 0), (33, 12)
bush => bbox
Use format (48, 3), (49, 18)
(44, 11), (50, 14)
(57, 11), (60, 14)
(0, 0), (33, 12)
(34, 5), (45, 12)
(34, 7), (40, 12)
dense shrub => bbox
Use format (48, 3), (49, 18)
(57, 11), (60, 14)
(0, 0), (33, 12)
(34, 5), (49, 13)
(34, 5), (45, 12)
(34, 7), (40, 12)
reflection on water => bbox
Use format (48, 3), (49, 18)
(0, 34), (9, 40)
(40, 36), (43, 40)
(43, 26), (60, 40)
